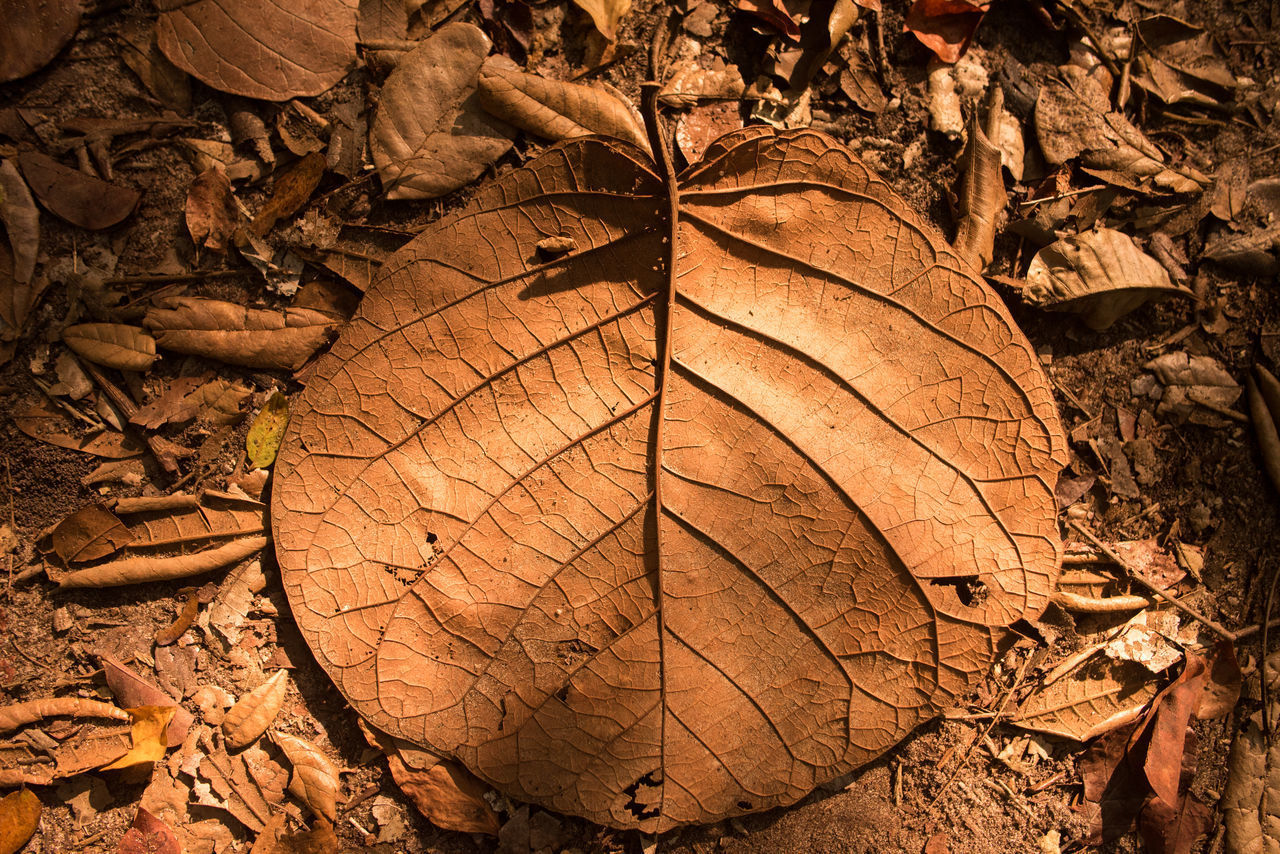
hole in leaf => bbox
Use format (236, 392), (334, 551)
(623, 770), (662, 820)
(929, 576), (987, 608)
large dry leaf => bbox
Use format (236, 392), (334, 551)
(16, 151), (141, 230)
(0, 158), (39, 285)
(369, 22), (515, 200)
(1035, 66), (1207, 193)
(144, 296), (339, 371)
(272, 128), (1067, 831)
(1224, 651), (1280, 853)
(155, 0), (359, 101)
(1018, 228), (1192, 330)
(0, 0), (81, 83)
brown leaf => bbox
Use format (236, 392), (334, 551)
(63, 323), (158, 372)
(117, 806), (181, 854)
(1034, 66), (1207, 193)
(1134, 15), (1236, 108)
(49, 503), (136, 563)
(1223, 651), (1280, 852)
(903, 0), (987, 64)
(250, 152), (327, 238)
(0, 789), (40, 854)
(144, 296), (338, 371)
(387, 754), (500, 835)
(1018, 229), (1194, 330)
(251, 814), (341, 854)
(733, 0), (802, 39)
(15, 151), (141, 230)
(154, 593), (200, 646)
(0, 0), (81, 83)
(274, 733), (339, 822)
(272, 128), (1068, 830)
(99, 655), (193, 748)
(1138, 791), (1212, 854)
(196, 746), (281, 832)
(185, 168), (238, 252)
(953, 87), (1006, 270)
(369, 22), (514, 200)
(13, 403), (146, 459)
(155, 0), (359, 101)
(1078, 723), (1150, 843)
(357, 0), (408, 41)
(1012, 653), (1162, 741)
(1196, 640), (1242, 720)
(570, 0), (630, 42)
(1250, 364), (1280, 496)
(1142, 655), (1206, 808)
(223, 671), (289, 750)
(118, 23), (192, 114)
(0, 698), (133, 786)
(0, 158), (39, 284)
(478, 56), (650, 153)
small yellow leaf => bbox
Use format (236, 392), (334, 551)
(0, 789), (40, 854)
(101, 705), (175, 771)
(246, 391), (290, 470)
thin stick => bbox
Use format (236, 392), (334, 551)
(1263, 557), (1277, 738)
(1069, 521), (1236, 640)
(1018, 186), (1105, 207)
(104, 269), (243, 286)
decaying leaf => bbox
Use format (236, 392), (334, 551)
(50, 491), (268, 588)
(1224, 651), (1280, 853)
(13, 403), (146, 459)
(155, 593), (200, 646)
(250, 814), (341, 854)
(1144, 351), (1241, 424)
(195, 743), (285, 833)
(185, 168), (238, 253)
(0, 698), (134, 785)
(386, 755), (500, 835)
(368, 22), (515, 200)
(118, 22), (192, 114)
(144, 296), (339, 372)
(1012, 653), (1163, 741)
(99, 655), (192, 748)
(953, 87), (1006, 270)
(1249, 364), (1280, 495)
(571, 0), (630, 42)
(117, 806), (181, 854)
(904, 0), (987, 64)
(0, 158), (38, 285)
(132, 376), (252, 431)
(16, 151), (141, 230)
(48, 502), (135, 563)
(0, 789), (40, 854)
(250, 152), (327, 238)
(1017, 228), (1192, 330)
(274, 733), (339, 821)
(63, 323), (158, 372)
(273, 128), (1067, 830)
(246, 392), (290, 470)
(478, 57), (650, 153)
(101, 705), (175, 771)
(1035, 66), (1208, 193)
(223, 671), (289, 751)
(0, 0), (81, 83)
(155, 0), (359, 101)
(1134, 15), (1236, 108)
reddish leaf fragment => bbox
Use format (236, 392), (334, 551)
(734, 0), (801, 38)
(1078, 724), (1150, 843)
(904, 0), (988, 63)
(50, 503), (135, 563)
(154, 593), (199, 646)
(16, 151), (140, 230)
(1138, 791), (1212, 854)
(1142, 655), (1206, 809)
(186, 168), (238, 252)
(250, 152), (327, 237)
(1196, 641), (1242, 720)
(387, 755), (500, 835)
(117, 806), (181, 854)
(99, 655), (192, 748)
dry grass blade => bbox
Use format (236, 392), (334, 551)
(223, 671), (289, 750)
(62, 323), (158, 372)
(953, 86), (1006, 270)
(477, 56), (650, 152)
(274, 732), (339, 821)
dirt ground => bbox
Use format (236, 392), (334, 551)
(1, 0), (1278, 852)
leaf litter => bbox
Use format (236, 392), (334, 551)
(0, 0), (1275, 851)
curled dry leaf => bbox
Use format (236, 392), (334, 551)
(1011, 653), (1163, 741)
(1144, 351), (1241, 423)
(0, 0), (81, 83)
(904, 0), (988, 64)
(953, 87), (1006, 270)
(13, 403), (146, 459)
(1018, 228), (1193, 330)
(144, 296), (339, 372)
(274, 733), (339, 822)
(387, 755), (500, 835)
(1134, 15), (1236, 108)
(185, 168), (238, 253)
(0, 158), (38, 284)
(250, 151), (327, 238)
(273, 128), (1067, 830)
(155, 593), (200, 646)
(478, 57), (650, 153)
(223, 671), (289, 750)
(1223, 651), (1280, 853)
(63, 323), (158, 372)
(117, 806), (181, 854)
(51, 490), (268, 589)
(16, 151), (141, 230)
(1248, 364), (1280, 494)
(733, 0), (802, 39)
(0, 789), (40, 854)
(1035, 66), (1207, 193)
(155, 0), (359, 101)
(0, 698), (133, 786)
(369, 22), (515, 200)
(246, 392), (290, 470)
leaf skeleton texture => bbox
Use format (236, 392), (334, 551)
(272, 127), (1068, 831)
